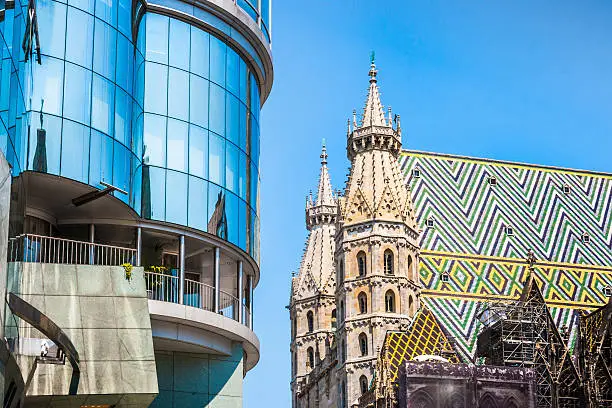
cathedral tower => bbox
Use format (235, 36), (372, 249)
(334, 62), (421, 407)
(290, 144), (338, 407)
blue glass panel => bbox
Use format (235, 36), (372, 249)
(113, 140), (130, 194)
(91, 74), (115, 135)
(131, 156), (142, 213)
(38, 1), (66, 59)
(190, 27), (209, 78)
(61, 120), (90, 183)
(250, 160), (258, 211)
(238, 198), (247, 250)
(93, 19), (117, 81)
(188, 176), (207, 231)
(237, 0), (257, 21)
(116, 33), (133, 93)
(167, 118), (187, 172)
(143, 165), (165, 220)
(132, 110), (143, 157)
(239, 102), (247, 151)
(143, 113), (166, 166)
(168, 68), (188, 121)
(208, 131), (225, 187)
(136, 16), (146, 54)
(238, 151), (246, 200)
(249, 73), (260, 121)
(115, 87), (131, 146)
(69, 0), (94, 14)
(28, 114), (61, 175)
(189, 75), (209, 129)
(209, 84), (225, 137)
(117, 0), (131, 37)
(166, 170), (187, 225)
(135, 63), (145, 108)
(89, 130), (114, 185)
(144, 62), (168, 115)
(209, 37), (226, 87)
(250, 114), (259, 167)
(207, 182), (222, 236)
(63, 62), (92, 125)
(65, 7), (93, 68)
(169, 18), (189, 71)
(225, 93), (239, 146)
(188, 125), (207, 178)
(225, 141), (238, 194)
(95, 0), (118, 27)
(238, 59), (247, 103)
(226, 47), (239, 97)
(225, 191), (238, 246)
(29, 56), (64, 116)
(145, 13), (169, 64)
(261, 0), (270, 31)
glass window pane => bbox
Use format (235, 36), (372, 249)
(29, 56), (64, 116)
(145, 62), (168, 115)
(167, 118), (187, 171)
(116, 34), (133, 93)
(117, 0), (131, 36)
(115, 87), (131, 146)
(226, 191), (238, 245)
(89, 130), (114, 185)
(69, 0), (94, 14)
(132, 109), (143, 157)
(169, 19), (190, 70)
(190, 27), (209, 78)
(29, 114), (61, 175)
(209, 84), (224, 136)
(65, 7), (93, 68)
(131, 156), (142, 213)
(38, 1), (66, 59)
(135, 63), (145, 108)
(226, 48), (239, 97)
(226, 93), (239, 146)
(250, 161), (258, 211)
(225, 142), (238, 194)
(249, 73), (260, 121)
(238, 198), (247, 250)
(92, 74), (115, 135)
(143, 113), (166, 166)
(93, 19), (117, 81)
(239, 102), (247, 151)
(166, 170), (187, 225)
(142, 165), (165, 220)
(207, 183), (223, 237)
(168, 68), (189, 121)
(61, 121), (90, 183)
(238, 151), (246, 200)
(95, 0), (118, 27)
(145, 13), (169, 64)
(113, 141), (130, 194)
(189, 75), (208, 128)
(209, 132), (225, 187)
(250, 114), (259, 167)
(209, 36), (226, 87)
(261, 0), (270, 29)
(188, 176), (207, 231)
(188, 125), (207, 178)
(63, 62), (92, 125)
(239, 59), (247, 103)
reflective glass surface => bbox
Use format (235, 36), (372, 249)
(138, 13), (261, 260)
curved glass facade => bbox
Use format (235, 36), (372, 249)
(238, 0), (271, 42)
(136, 13), (260, 260)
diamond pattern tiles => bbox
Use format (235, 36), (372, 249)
(383, 306), (460, 383)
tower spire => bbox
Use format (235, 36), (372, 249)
(361, 60), (387, 128)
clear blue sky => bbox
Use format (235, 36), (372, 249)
(244, 1), (612, 406)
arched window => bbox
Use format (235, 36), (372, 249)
(359, 333), (368, 356)
(358, 292), (367, 314)
(338, 259), (344, 284)
(357, 251), (367, 277)
(331, 309), (337, 329)
(307, 347), (314, 369)
(407, 255), (413, 276)
(408, 295), (414, 314)
(384, 249), (394, 275)
(359, 375), (369, 395)
(385, 290), (396, 313)
(307, 311), (314, 332)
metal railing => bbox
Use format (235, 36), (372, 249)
(144, 271), (248, 326)
(8, 234), (136, 266)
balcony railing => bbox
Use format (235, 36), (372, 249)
(8, 234), (136, 266)
(144, 271), (249, 327)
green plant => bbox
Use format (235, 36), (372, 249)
(122, 263), (133, 281)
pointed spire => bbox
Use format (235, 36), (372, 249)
(316, 140), (334, 206)
(361, 60), (387, 128)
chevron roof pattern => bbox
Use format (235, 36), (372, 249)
(400, 150), (612, 360)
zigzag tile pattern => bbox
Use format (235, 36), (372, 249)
(401, 151), (612, 360)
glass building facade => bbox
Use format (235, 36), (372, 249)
(0, 0), (270, 262)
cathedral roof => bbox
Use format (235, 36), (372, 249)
(291, 146), (337, 302)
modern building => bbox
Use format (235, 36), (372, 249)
(0, 0), (273, 406)
(289, 62), (612, 408)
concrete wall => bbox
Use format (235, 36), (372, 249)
(151, 343), (244, 408)
(6, 263), (158, 407)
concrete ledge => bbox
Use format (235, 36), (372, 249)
(148, 300), (260, 372)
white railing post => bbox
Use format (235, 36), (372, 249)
(179, 235), (185, 305)
(136, 227), (142, 266)
(88, 224), (95, 265)
(214, 247), (220, 313)
(238, 260), (244, 324)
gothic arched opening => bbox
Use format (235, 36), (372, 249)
(385, 290), (396, 313)
(384, 249), (394, 275)
(359, 332), (368, 356)
(358, 292), (367, 314)
(306, 311), (314, 332)
(306, 347), (314, 370)
(357, 251), (367, 277)
(359, 375), (368, 395)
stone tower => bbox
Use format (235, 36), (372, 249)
(290, 144), (338, 407)
(334, 62), (421, 407)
